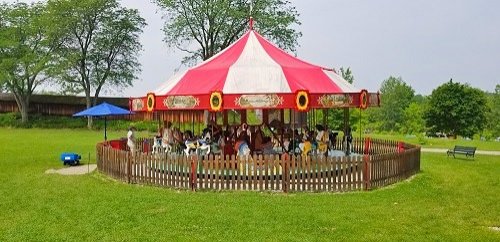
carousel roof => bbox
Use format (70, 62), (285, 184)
(154, 30), (360, 96)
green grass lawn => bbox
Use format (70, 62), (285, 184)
(0, 128), (499, 241)
(367, 133), (500, 151)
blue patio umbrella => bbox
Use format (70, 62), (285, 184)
(73, 102), (134, 140)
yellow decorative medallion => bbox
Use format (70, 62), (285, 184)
(146, 93), (155, 112)
(210, 91), (223, 111)
(296, 90), (309, 111)
(359, 89), (368, 110)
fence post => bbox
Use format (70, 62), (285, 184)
(282, 154), (289, 193)
(397, 141), (404, 153)
(363, 155), (371, 190)
(190, 155), (197, 191)
(127, 150), (132, 184)
(364, 137), (371, 155)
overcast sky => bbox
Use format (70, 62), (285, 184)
(5, 0), (500, 96)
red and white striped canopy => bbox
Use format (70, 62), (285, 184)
(131, 29), (379, 112)
(155, 30), (359, 96)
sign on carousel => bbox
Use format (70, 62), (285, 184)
(317, 94), (353, 108)
(234, 94), (284, 108)
(163, 95), (200, 109)
(131, 98), (145, 111)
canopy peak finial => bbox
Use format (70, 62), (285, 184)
(249, 0), (254, 30)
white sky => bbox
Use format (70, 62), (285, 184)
(4, 0), (499, 96)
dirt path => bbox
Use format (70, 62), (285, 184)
(421, 148), (500, 156)
(45, 164), (97, 175)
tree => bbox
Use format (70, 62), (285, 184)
(424, 80), (489, 138)
(153, 0), (301, 63)
(48, 0), (146, 128)
(484, 84), (500, 138)
(339, 67), (354, 84)
(401, 102), (425, 135)
(377, 76), (415, 132)
(0, 2), (62, 123)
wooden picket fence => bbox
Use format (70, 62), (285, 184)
(96, 137), (420, 192)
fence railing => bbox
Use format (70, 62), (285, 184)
(96, 137), (420, 192)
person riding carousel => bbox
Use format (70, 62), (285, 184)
(253, 125), (274, 154)
(201, 120), (222, 155)
(315, 124), (329, 155)
(234, 123), (251, 156)
(162, 121), (174, 153)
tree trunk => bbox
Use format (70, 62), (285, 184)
(85, 95), (93, 129)
(12, 93), (30, 124)
(20, 102), (29, 124)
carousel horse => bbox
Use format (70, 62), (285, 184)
(183, 132), (212, 156)
(153, 137), (175, 154)
(316, 131), (329, 155)
(300, 140), (312, 157)
(152, 136), (163, 154)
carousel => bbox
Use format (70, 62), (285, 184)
(129, 24), (379, 156)
(96, 23), (420, 192)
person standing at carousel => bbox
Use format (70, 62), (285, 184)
(127, 126), (137, 154)
(344, 126), (353, 155)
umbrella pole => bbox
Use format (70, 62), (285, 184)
(105, 117), (107, 141)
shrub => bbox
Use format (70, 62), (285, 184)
(0, 113), (157, 131)
(0, 113), (20, 126)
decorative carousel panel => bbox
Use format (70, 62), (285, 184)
(130, 97), (147, 112)
(315, 94), (354, 108)
(159, 95), (203, 110)
(234, 94), (284, 108)
(224, 94), (295, 110)
(369, 93), (380, 107)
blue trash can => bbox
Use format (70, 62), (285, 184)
(60, 153), (81, 166)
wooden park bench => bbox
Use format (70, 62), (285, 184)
(447, 145), (476, 159)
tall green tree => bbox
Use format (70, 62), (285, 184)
(401, 102), (425, 135)
(48, 0), (146, 128)
(424, 80), (489, 138)
(0, 2), (62, 123)
(377, 76), (415, 132)
(484, 84), (500, 138)
(153, 0), (301, 64)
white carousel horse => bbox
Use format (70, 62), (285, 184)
(152, 137), (174, 154)
(184, 139), (211, 156)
